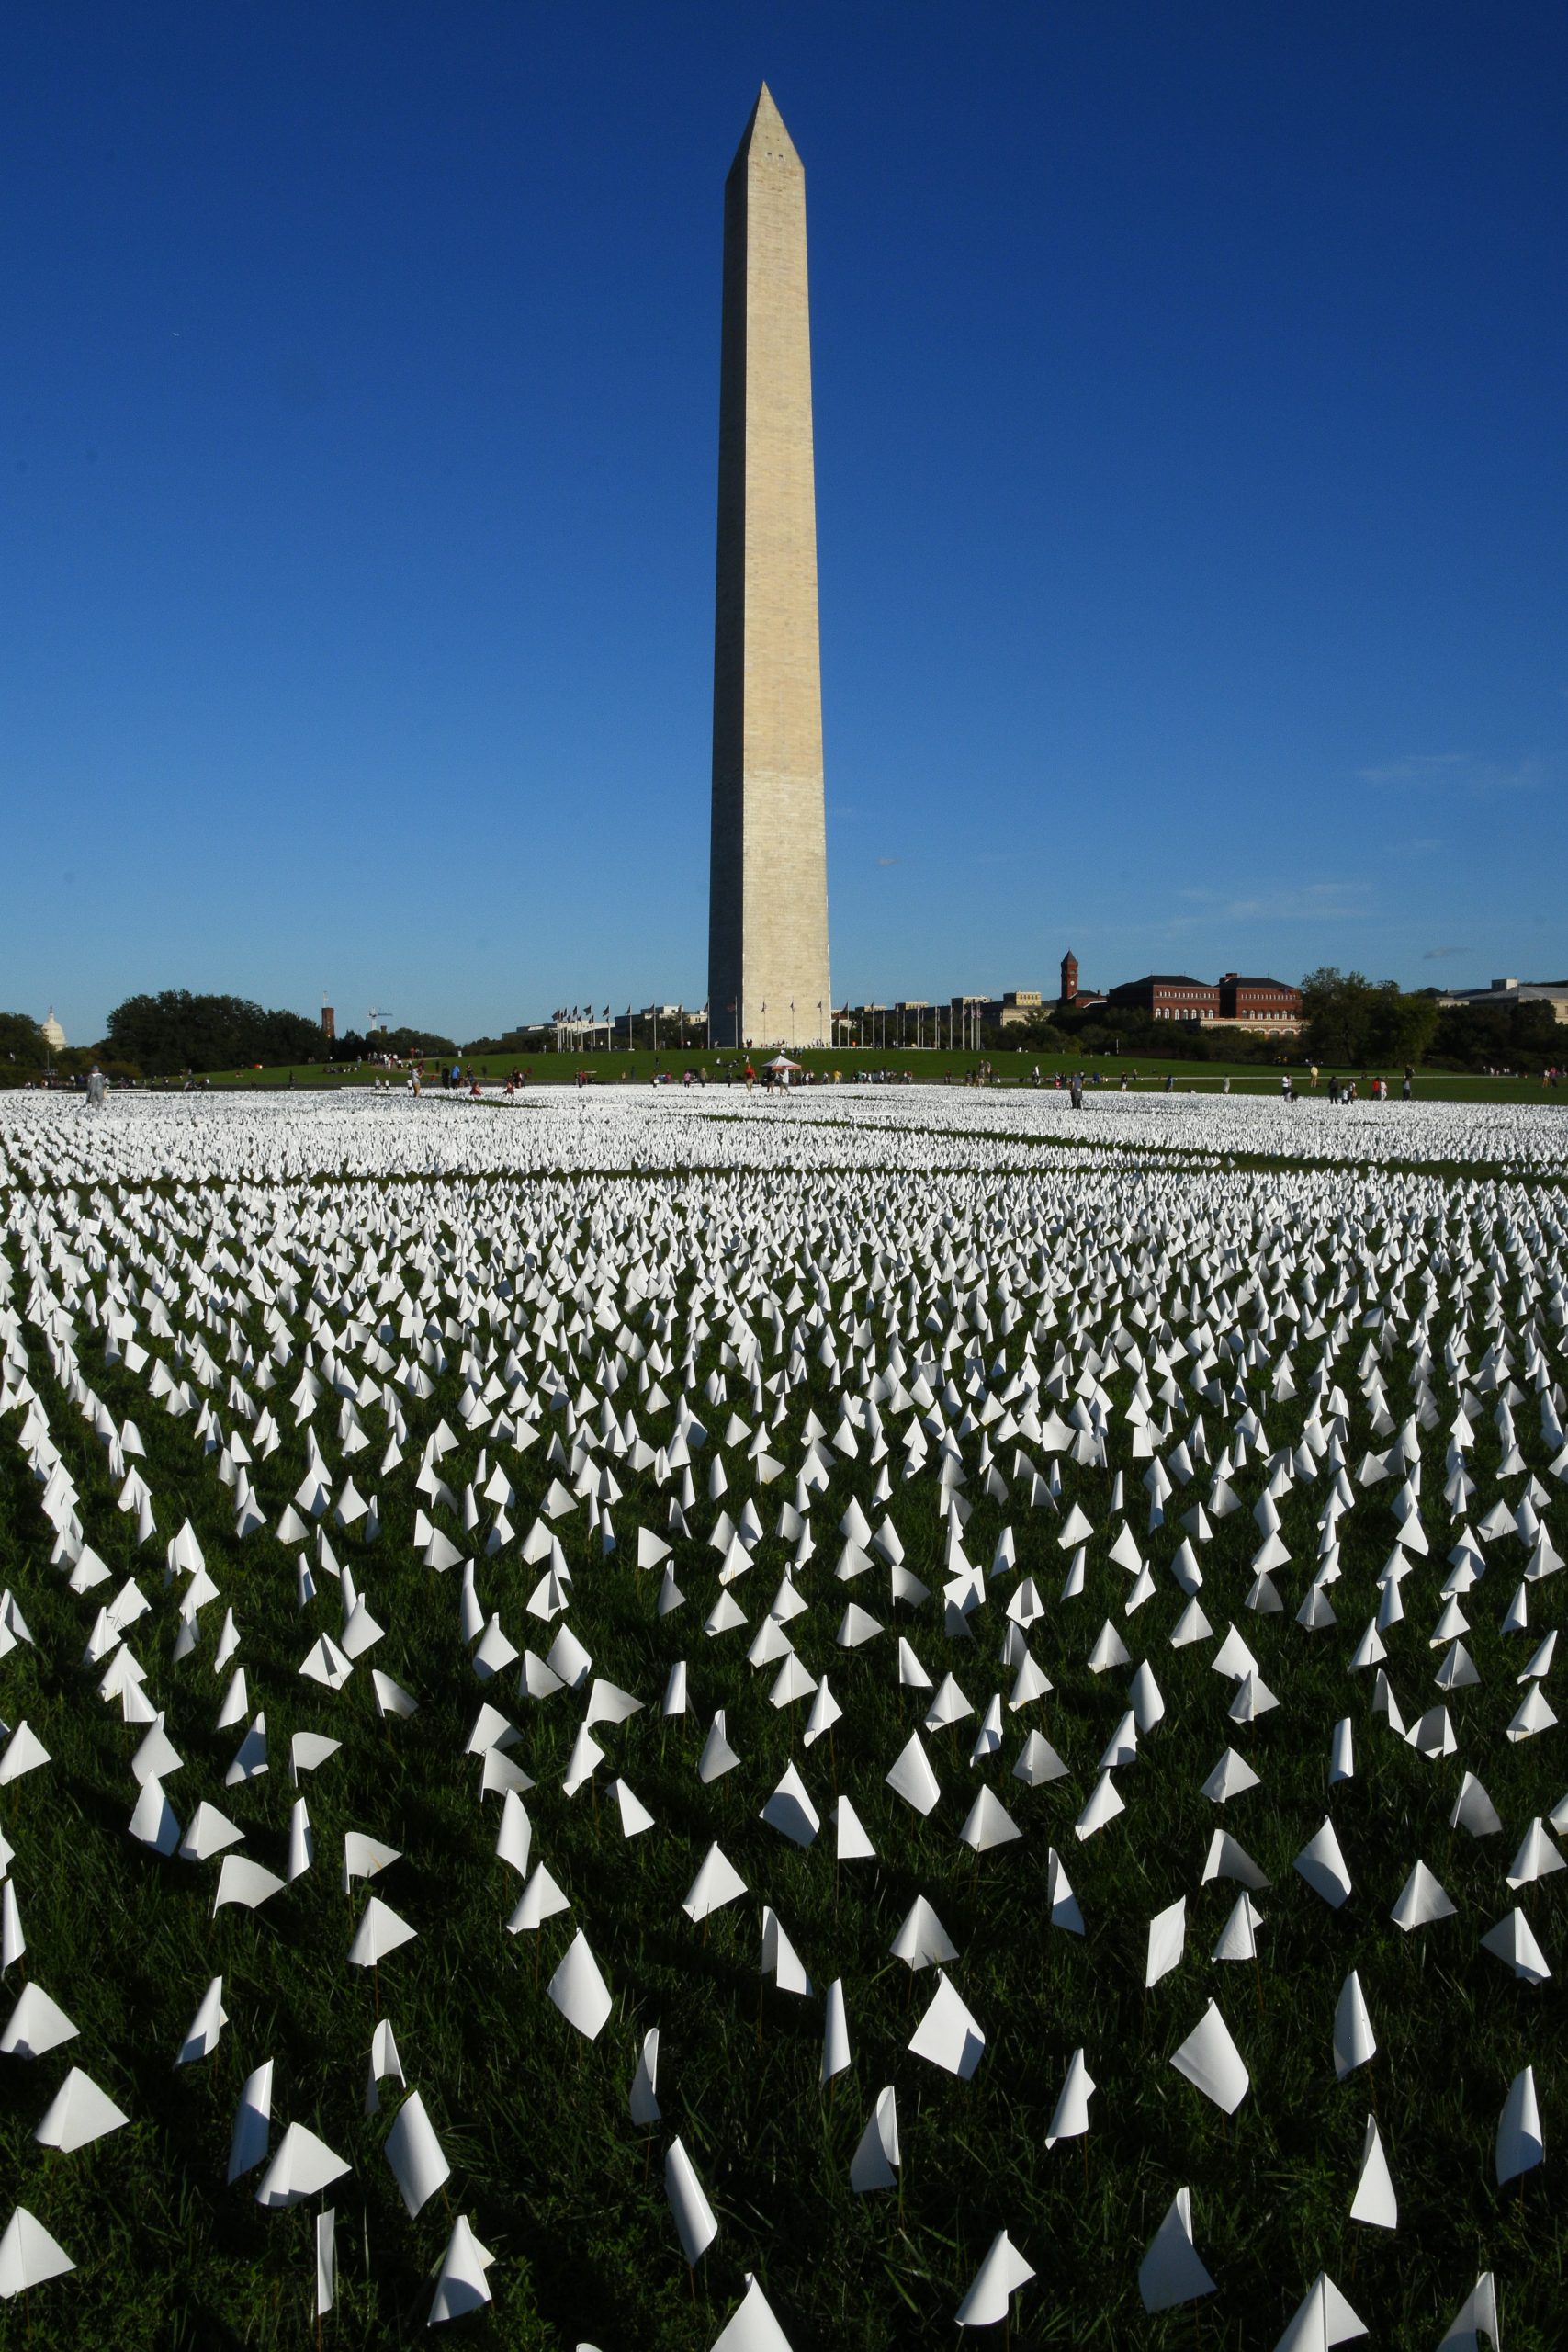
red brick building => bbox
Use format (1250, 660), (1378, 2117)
(1215, 973), (1303, 1025)
(1055, 949), (1106, 1013)
(1106, 974), (1221, 1022)
(1105, 971), (1303, 1030)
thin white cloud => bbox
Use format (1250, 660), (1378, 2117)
(1173, 880), (1371, 924)
(1358, 753), (1467, 784)
(1358, 752), (1544, 797)
(1472, 756), (1545, 795)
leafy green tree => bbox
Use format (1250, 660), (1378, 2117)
(334, 1026), (457, 1060)
(0, 1012), (48, 1077)
(382, 1026), (457, 1058)
(1302, 969), (1444, 1069)
(1301, 967), (1378, 1063)
(1363, 982), (1438, 1065)
(1045, 1003), (1216, 1062)
(106, 990), (324, 1076)
(1301, 969), (1448, 1069)
(0, 1012), (46, 1063)
(1428, 997), (1563, 1074)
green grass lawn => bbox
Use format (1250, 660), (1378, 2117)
(170, 1049), (1568, 1106)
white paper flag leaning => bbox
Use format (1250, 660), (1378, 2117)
(1389, 1860), (1456, 1932)
(889, 1895), (956, 1973)
(958, 1786), (1021, 1854)
(850, 2088), (899, 2192)
(0, 1724), (51, 1787)
(1138, 2188), (1215, 2313)
(1333, 1972), (1377, 2080)
(508, 1864), (570, 1935)
(213, 1855), (286, 1917)
(908, 1972), (985, 2080)
(760, 1908), (812, 1998)
(1294, 1818), (1353, 1909)
(1213, 1893), (1264, 1963)
(429, 2215), (496, 2324)
(1480, 1908), (1551, 1984)
(665, 2135), (718, 2265)
(365, 2018), (406, 2117)
(347, 1894), (417, 1969)
(710, 2270), (795, 2352)
(885, 1732), (942, 1817)
(1145, 1896), (1186, 1988)
(226, 2059), (274, 2182)
(34, 2066), (129, 2155)
(628, 2028), (660, 2127)
(254, 2122), (350, 2210)
(822, 1979), (852, 2084)
(1169, 2001), (1249, 2114)
(1348, 2116), (1397, 2229)
(176, 1977), (227, 2065)
(1044, 2048), (1095, 2147)
(682, 1845), (748, 1924)
(955, 2230), (1035, 2328)
(0, 1984), (76, 2062)
(1272, 2272), (1367, 2351)
(834, 1797), (876, 1862)
(0, 2206), (74, 2298)
(385, 2088), (451, 2217)
(1438, 2270), (1500, 2349)
(1496, 2064), (1544, 2184)
(761, 1765), (819, 1849)
(547, 1931), (613, 2041)
(311, 2208), (334, 2319)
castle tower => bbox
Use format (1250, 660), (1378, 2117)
(707, 86), (832, 1050)
(1060, 950), (1079, 1005)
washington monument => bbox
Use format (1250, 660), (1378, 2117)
(707, 86), (832, 1051)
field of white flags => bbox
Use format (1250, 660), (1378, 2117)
(0, 1087), (1563, 2350)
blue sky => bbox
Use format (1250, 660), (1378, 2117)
(5, 2), (1565, 1046)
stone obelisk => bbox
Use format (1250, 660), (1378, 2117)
(708, 85), (831, 1052)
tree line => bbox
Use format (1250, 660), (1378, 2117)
(0, 992), (457, 1080)
(1301, 969), (1564, 1074)
(4, 976), (1561, 1082)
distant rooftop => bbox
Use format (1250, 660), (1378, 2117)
(1117, 974), (1213, 989)
(1442, 977), (1568, 1000)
